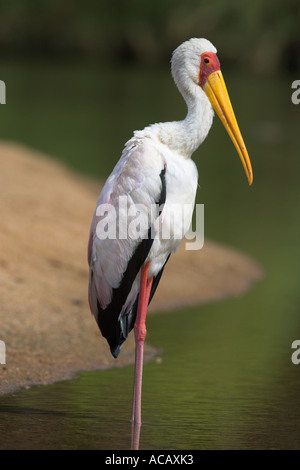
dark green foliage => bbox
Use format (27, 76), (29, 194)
(0, 0), (299, 73)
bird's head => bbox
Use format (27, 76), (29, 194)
(171, 38), (253, 185)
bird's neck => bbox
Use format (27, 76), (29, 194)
(148, 85), (214, 159)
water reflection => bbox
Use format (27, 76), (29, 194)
(131, 422), (141, 450)
(1, 326), (300, 450)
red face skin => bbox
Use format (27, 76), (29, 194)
(198, 52), (221, 89)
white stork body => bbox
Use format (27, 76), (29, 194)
(88, 38), (253, 440)
(88, 127), (199, 355)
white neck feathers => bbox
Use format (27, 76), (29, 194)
(147, 82), (214, 158)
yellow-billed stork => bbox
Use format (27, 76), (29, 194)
(87, 38), (253, 440)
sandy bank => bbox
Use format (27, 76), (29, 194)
(0, 142), (263, 395)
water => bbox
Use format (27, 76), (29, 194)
(0, 60), (300, 449)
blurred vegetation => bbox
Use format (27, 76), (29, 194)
(0, 0), (299, 74)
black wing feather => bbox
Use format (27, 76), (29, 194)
(94, 165), (168, 358)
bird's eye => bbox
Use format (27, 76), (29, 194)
(204, 58), (210, 64)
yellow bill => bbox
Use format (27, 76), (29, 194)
(203, 70), (253, 185)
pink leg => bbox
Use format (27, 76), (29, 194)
(131, 262), (153, 426)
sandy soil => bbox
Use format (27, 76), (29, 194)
(0, 142), (263, 395)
